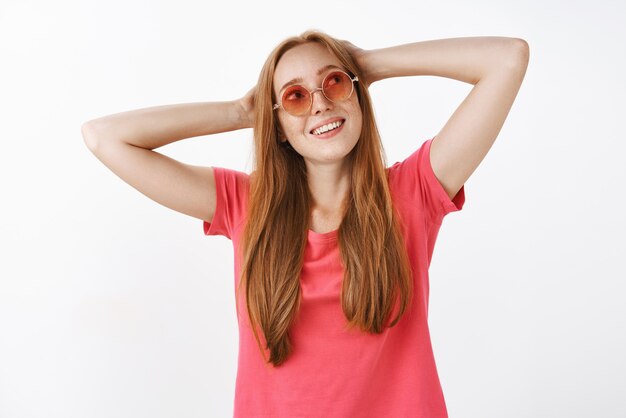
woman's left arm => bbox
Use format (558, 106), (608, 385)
(349, 37), (530, 200)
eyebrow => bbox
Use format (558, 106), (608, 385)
(279, 64), (344, 93)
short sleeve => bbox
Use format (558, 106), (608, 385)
(388, 137), (465, 225)
(202, 166), (250, 240)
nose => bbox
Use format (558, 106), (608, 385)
(310, 88), (333, 114)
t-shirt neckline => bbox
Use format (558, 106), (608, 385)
(307, 228), (338, 243)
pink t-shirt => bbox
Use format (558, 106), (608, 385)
(204, 137), (465, 417)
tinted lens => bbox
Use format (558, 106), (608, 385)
(282, 85), (310, 116)
(323, 71), (353, 101)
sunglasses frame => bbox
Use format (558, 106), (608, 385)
(273, 70), (359, 116)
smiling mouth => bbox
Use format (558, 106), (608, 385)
(310, 119), (346, 136)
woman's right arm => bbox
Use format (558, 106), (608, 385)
(81, 89), (255, 223)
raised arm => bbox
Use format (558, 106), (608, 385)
(348, 37), (530, 200)
(81, 86), (256, 222)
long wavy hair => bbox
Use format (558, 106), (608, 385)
(236, 30), (414, 367)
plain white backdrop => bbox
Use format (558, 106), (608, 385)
(1, 0), (625, 417)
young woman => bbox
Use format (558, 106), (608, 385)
(82, 30), (529, 417)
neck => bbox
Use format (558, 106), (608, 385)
(306, 159), (351, 213)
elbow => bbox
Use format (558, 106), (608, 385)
(499, 38), (529, 74)
(81, 121), (100, 151)
(511, 38), (530, 66)
(81, 118), (128, 151)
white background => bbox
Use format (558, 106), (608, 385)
(1, 0), (625, 417)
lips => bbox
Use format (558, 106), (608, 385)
(309, 117), (345, 134)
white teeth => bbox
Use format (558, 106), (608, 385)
(312, 120), (343, 135)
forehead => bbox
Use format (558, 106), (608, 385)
(273, 43), (344, 94)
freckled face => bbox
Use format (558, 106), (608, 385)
(273, 43), (362, 166)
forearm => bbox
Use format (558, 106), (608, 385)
(82, 100), (248, 150)
(362, 36), (528, 86)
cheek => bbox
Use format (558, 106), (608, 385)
(350, 103), (363, 128)
(277, 116), (292, 135)
(278, 118), (306, 138)
(349, 96), (362, 117)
